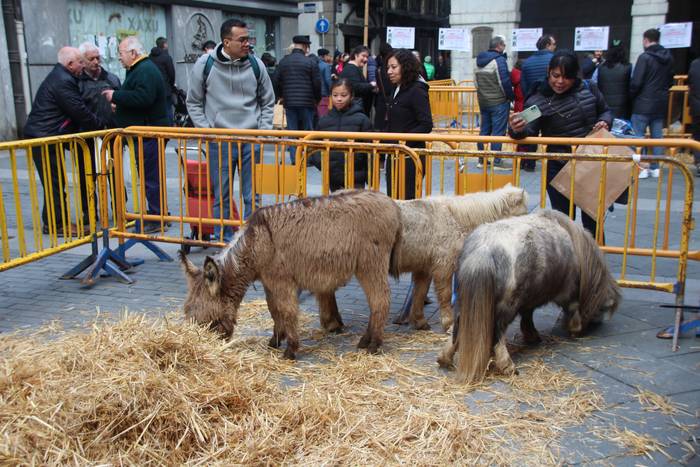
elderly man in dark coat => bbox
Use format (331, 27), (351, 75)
(23, 46), (107, 236)
(102, 36), (169, 233)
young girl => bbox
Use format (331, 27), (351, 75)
(313, 79), (372, 192)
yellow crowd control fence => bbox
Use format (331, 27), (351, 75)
(1, 127), (697, 348)
(102, 127), (422, 251)
(0, 131), (109, 271)
(428, 86), (480, 132)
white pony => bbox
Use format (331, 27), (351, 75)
(394, 185), (528, 330)
(439, 210), (621, 384)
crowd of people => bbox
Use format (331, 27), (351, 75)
(21, 17), (700, 241)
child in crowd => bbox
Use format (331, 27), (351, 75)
(312, 79), (372, 191)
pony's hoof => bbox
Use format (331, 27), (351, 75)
(366, 342), (381, 354)
(329, 325), (344, 334)
(412, 319), (431, 331)
(282, 348), (296, 360)
(268, 336), (282, 348)
(437, 354), (454, 369)
(357, 334), (371, 349)
(441, 317), (453, 332)
(522, 333), (542, 346)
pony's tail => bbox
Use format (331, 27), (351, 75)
(389, 224), (402, 280)
(455, 261), (496, 384)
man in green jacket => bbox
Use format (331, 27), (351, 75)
(103, 36), (169, 233)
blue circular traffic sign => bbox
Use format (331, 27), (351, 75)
(316, 18), (330, 34)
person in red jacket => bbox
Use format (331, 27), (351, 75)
(512, 59), (524, 113)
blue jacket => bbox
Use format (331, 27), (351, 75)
(521, 50), (553, 98)
(319, 60), (332, 97)
(475, 50), (514, 107)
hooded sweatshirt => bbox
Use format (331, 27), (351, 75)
(474, 49), (515, 108)
(630, 43), (674, 116)
(186, 43), (275, 130)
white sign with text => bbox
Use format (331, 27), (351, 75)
(438, 28), (470, 52)
(659, 22), (693, 49)
(574, 26), (610, 51)
(387, 26), (415, 49)
(511, 28), (543, 52)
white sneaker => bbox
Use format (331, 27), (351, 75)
(650, 168), (660, 178)
(638, 169), (649, 179)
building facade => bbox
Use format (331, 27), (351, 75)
(1, 0), (299, 139)
(450, 0), (698, 84)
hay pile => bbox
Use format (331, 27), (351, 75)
(1, 301), (603, 465)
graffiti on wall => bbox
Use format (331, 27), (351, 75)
(67, 0), (166, 79)
(183, 13), (215, 63)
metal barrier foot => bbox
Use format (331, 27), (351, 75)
(115, 238), (173, 263)
(657, 319), (700, 339)
(81, 246), (134, 286)
(61, 235), (99, 280)
(393, 283), (414, 325)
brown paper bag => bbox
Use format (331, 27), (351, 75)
(273, 103), (286, 129)
(550, 128), (635, 219)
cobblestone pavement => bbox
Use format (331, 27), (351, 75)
(1, 145), (699, 464)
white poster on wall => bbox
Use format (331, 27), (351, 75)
(387, 26), (415, 49)
(438, 28), (470, 52)
(659, 22), (693, 49)
(510, 28), (543, 52)
(574, 26), (610, 51)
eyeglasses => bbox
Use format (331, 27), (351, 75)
(225, 36), (250, 44)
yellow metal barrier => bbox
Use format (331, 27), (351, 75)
(0, 131), (113, 271)
(105, 127), (422, 251)
(427, 78), (455, 86)
(428, 86), (480, 133)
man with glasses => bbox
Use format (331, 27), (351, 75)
(102, 36), (169, 234)
(186, 18), (275, 242)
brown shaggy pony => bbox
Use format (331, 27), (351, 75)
(180, 190), (402, 359)
(394, 185), (528, 331)
(438, 210), (621, 384)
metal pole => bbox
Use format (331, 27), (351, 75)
(363, 0), (369, 45)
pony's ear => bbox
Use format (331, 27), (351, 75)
(179, 250), (199, 278)
(203, 256), (222, 296)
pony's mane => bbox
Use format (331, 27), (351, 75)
(442, 187), (526, 228)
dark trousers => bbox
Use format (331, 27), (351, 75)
(692, 116), (700, 166)
(546, 160), (601, 239)
(134, 138), (162, 215)
(385, 154), (426, 200)
(32, 144), (92, 226)
(285, 106), (315, 164)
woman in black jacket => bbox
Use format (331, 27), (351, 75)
(313, 79), (372, 191)
(385, 48), (433, 200)
(596, 43), (632, 120)
(340, 45), (376, 116)
(509, 50), (613, 237)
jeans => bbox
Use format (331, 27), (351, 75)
(631, 114), (664, 170)
(546, 160), (602, 241)
(209, 142), (261, 241)
(477, 102), (510, 153)
(285, 107), (315, 164)
(135, 138), (163, 215)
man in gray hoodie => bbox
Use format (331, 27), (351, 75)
(187, 18), (275, 241)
